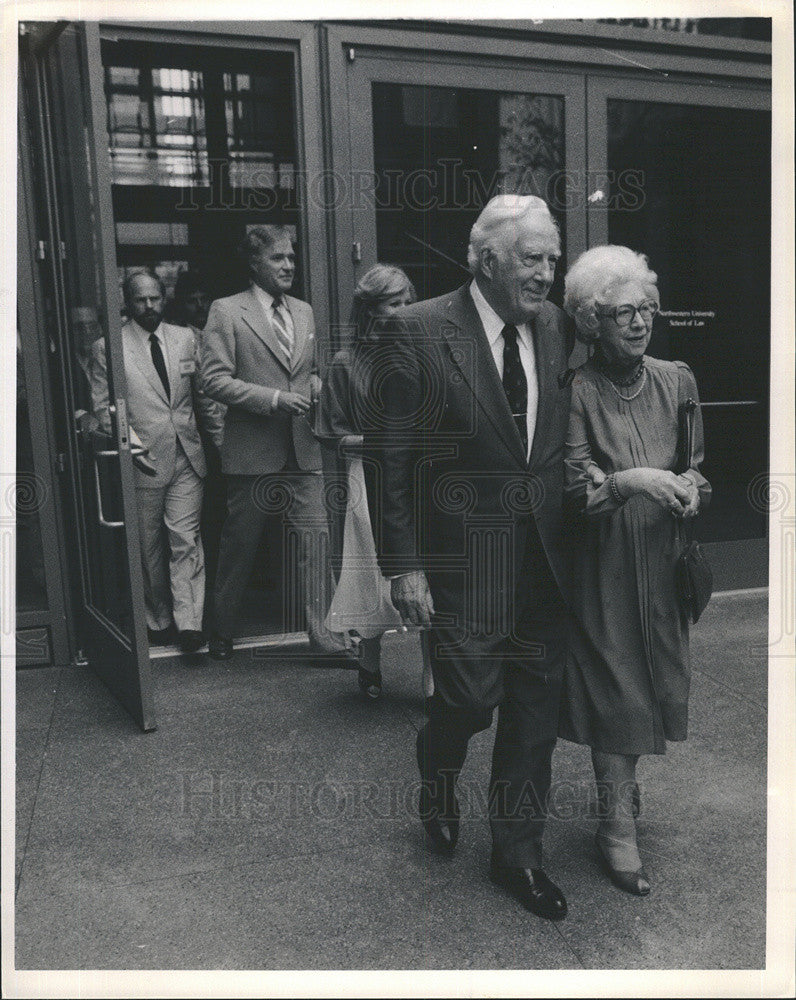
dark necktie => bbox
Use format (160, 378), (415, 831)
(501, 324), (528, 455)
(149, 333), (170, 401)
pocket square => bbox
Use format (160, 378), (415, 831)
(558, 368), (576, 389)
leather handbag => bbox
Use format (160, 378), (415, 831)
(675, 397), (713, 624)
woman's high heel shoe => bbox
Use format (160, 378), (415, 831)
(357, 666), (382, 699)
(595, 832), (650, 896)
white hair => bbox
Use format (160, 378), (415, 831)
(467, 195), (559, 274)
(563, 245), (659, 343)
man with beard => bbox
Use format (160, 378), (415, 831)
(92, 269), (222, 653)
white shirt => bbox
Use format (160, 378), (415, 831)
(131, 319), (170, 379)
(251, 282), (295, 345)
(469, 280), (538, 460)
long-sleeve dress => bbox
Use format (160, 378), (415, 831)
(316, 347), (403, 638)
(559, 356), (711, 755)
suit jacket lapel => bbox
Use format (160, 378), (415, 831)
(442, 285), (528, 468)
(125, 323), (169, 405)
(240, 288), (291, 374)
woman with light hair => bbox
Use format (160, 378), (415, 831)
(317, 264), (429, 699)
(560, 245), (711, 896)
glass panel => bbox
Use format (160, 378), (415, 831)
(103, 42), (299, 301)
(224, 69), (295, 190)
(371, 83), (566, 303)
(606, 99), (770, 542)
(45, 25), (136, 639)
(105, 62), (208, 187)
(15, 331), (48, 614)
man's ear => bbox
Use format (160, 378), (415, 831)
(480, 248), (496, 281)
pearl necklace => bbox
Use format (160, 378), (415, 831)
(605, 365), (648, 401)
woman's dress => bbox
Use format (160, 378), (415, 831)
(316, 347), (402, 639)
(559, 356), (711, 755)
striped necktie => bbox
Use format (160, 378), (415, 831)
(271, 297), (293, 361)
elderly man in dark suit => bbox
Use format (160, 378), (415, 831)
(201, 225), (347, 660)
(364, 195), (575, 920)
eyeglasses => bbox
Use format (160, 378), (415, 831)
(600, 301), (659, 327)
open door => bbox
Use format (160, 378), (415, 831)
(22, 22), (156, 730)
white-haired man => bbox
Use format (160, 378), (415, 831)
(363, 195), (575, 920)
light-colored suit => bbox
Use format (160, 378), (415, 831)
(201, 287), (345, 651)
(92, 320), (224, 632)
(201, 288), (321, 474)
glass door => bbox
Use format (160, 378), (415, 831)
(338, 51), (587, 338)
(587, 76), (771, 585)
(26, 23), (155, 729)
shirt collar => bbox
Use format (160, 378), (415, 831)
(251, 282), (285, 311)
(469, 280), (533, 348)
(131, 318), (164, 346)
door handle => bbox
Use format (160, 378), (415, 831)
(93, 441), (150, 528)
(93, 449), (124, 528)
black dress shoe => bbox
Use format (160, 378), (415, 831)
(415, 729), (459, 855)
(357, 667), (382, 699)
(208, 634), (233, 660)
(489, 852), (568, 921)
(178, 629), (204, 654)
(147, 625), (175, 646)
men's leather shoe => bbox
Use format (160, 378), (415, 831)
(489, 852), (568, 921)
(208, 634), (233, 660)
(415, 729), (459, 855)
(178, 629), (204, 654)
(147, 625), (175, 646)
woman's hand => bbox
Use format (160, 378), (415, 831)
(677, 475), (701, 518)
(586, 463), (607, 487)
(618, 468), (693, 515)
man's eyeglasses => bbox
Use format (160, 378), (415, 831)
(600, 301), (659, 327)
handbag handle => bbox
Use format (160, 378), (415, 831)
(678, 397), (698, 545)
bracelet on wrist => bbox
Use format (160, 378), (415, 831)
(609, 472), (626, 504)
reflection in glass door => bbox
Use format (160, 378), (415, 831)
(588, 79), (770, 555)
(30, 23), (156, 729)
(341, 56), (586, 337)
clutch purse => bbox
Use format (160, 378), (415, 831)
(675, 397), (713, 624)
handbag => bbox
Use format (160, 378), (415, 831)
(675, 397), (713, 624)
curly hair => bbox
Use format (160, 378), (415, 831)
(563, 245), (659, 343)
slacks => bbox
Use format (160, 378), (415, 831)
(422, 519), (568, 868)
(213, 456), (347, 651)
(136, 442), (205, 632)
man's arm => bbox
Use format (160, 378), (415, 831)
(363, 315), (435, 625)
(200, 300), (279, 414)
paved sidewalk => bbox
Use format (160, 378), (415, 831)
(14, 592), (767, 970)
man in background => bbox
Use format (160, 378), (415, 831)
(92, 270), (223, 652)
(201, 226), (348, 661)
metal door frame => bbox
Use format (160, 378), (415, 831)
(22, 22), (156, 729)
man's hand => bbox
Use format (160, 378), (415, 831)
(277, 391), (311, 415)
(391, 570), (435, 628)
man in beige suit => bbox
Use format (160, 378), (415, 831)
(201, 225), (347, 659)
(92, 270), (223, 652)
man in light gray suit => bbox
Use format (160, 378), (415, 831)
(92, 270), (223, 653)
(201, 225), (347, 660)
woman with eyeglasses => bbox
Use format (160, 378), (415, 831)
(559, 246), (711, 896)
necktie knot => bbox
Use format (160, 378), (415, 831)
(502, 323), (519, 346)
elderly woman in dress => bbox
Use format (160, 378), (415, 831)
(317, 264), (425, 699)
(559, 245), (711, 896)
